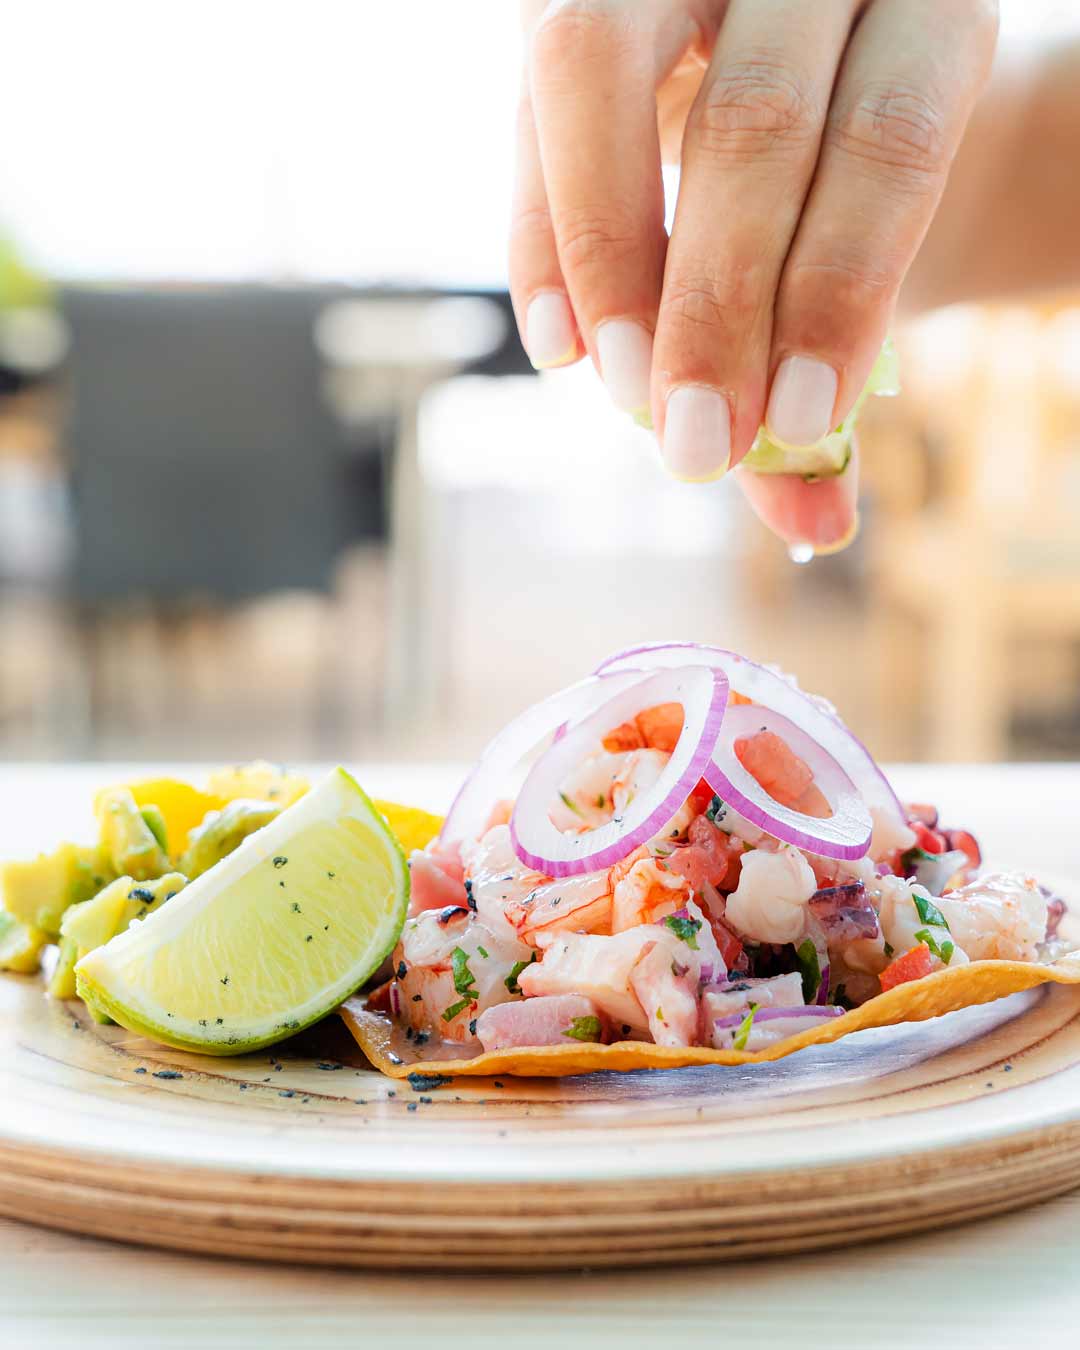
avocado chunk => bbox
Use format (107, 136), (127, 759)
(62, 872), (187, 957)
(48, 934), (80, 999)
(1, 843), (115, 938)
(179, 799), (281, 879)
(0, 910), (49, 974)
(95, 787), (171, 880)
(139, 805), (169, 855)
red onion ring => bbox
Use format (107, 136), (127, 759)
(438, 669), (651, 847)
(706, 702), (872, 860)
(510, 665), (729, 878)
(593, 642), (906, 835)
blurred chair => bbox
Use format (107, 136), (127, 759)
(871, 303), (1080, 761)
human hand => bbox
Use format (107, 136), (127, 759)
(509, 0), (997, 551)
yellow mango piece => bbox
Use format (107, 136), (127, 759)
(128, 780), (225, 857)
(1, 843), (113, 937)
(207, 762), (309, 809)
(0, 911), (49, 974)
(372, 800), (444, 855)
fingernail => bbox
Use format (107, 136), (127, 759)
(766, 356), (838, 447)
(662, 386), (731, 483)
(813, 511), (861, 556)
(525, 292), (577, 368)
(596, 320), (652, 412)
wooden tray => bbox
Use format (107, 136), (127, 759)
(4, 956), (1080, 1269)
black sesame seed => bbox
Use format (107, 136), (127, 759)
(397, 961), (407, 979)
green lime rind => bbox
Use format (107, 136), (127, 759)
(743, 337), (900, 479)
(75, 768), (409, 1056)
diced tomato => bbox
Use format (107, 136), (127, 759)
(943, 828), (981, 871)
(688, 777), (715, 815)
(729, 691), (753, 706)
(708, 915), (744, 972)
(912, 821), (947, 856)
(879, 943), (934, 993)
(667, 815), (733, 891)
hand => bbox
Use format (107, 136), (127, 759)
(509, 0), (997, 551)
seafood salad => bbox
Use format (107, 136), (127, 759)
(378, 644), (1071, 1063)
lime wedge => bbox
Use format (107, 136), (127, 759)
(75, 768), (408, 1054)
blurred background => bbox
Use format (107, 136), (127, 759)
(2, 0), (1080, 770)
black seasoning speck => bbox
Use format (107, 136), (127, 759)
(465, 879), (476, 911)
(397, 961), (407, 979)
(406, 1102), (418, 1112)
(1004, 1064), (1013, 1072)
(305, 934), (313, 942)
(291, 902), (302, 914)
(387, 1089), (396, 1097)
(279, 1090), (296, 1098)
(273, 856), (288, 868)
(239, 1083), (248, 1090)
(323, 924), (329, 931)
(412, 993), (422, 1002)
(315, 1061), (344, 1071)
(215, 1017), (224, 1025)
(275, 1065), (283, 1072)
(152, 1070), (182, 1080)
(468, 1018), (477, 1034)
(621, 1024), (631, 1037)
(414, 1031), (430, 1046)
(493, 1080), (505, 1089)
(405, 1027), (414, 1041)
(419, 1095), (433, 1105)
(327, 871), (335, 879)
(220, 975), (229, 986)
(134, 1066), (147, 1075)
(279, 880), (286, 888)
(406, 1072), (453, 1092)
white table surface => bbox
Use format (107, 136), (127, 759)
(2, 761), (1079, 1349)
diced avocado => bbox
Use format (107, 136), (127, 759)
(0, 910), (49, 974)
(62, 872), (187, 956)
(206, 761), (309, 809)
(1, 842), (115, 938)
(95, 787), (170, 880)
(179, 799), (281, 879)
(48, 935), (80, 999)
(139, 805), (169, 855)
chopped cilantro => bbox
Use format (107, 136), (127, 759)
(477, 945), (490, 960)
(915, 927), (955, 965)
(901, 846), (937, 871)
(795, 938), (822, 1003)
(663, 914), (702, 949)
(562, 1015), (602, 1042)
(558, 790), (584, 818)
(705, 794), (728, 825)
(732, 1004), (757, 1051)
(451, 946), (478, 997)
(442, 997), (472, 1022)
(505, 953), (537, 994)
(914, 893), (950, 929)
(883, 940), (895, 959)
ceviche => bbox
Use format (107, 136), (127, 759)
(344, 643), (1078, 1076)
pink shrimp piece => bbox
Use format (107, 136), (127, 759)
(611, 856), (690, 933)
(408, 847), (468, 915)
(475, 994), (606, 1051)
(505, 873), (613, 946)
(628, 941), (699, 1047)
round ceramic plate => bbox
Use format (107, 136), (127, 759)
(4, 927), (1080, 1269)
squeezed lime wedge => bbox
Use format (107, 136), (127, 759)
(75, 768), (408, 1054)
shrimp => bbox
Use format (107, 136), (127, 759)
(936, 873), (1048, 963)
(724, 845), (818, 945)
(553, 748), (695, 843)
(611, 855), (690, 932)
(408, 845), (467, 915)
(393, 906), (532, 1044)
(461, 824), (549, 943)
(505, 872), (614, 945)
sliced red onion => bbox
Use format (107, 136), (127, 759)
(510, 666), (729, 877)
(594, 642), (907, 834)
(706, 702), (872, 860)
(439, 669), (651, 846)
(712, 1005), (845, 1029)
(808, 883), (880, 942)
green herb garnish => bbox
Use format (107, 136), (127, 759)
(442, 997), (472, 1023)
(795, 938), (822, 1003)
(663, 914), (702, 949)
(913, 893), (950, 929)
(450, 946), (478, 998)
(477, 945), (490, 960)
(733, 1004), (758, 1051)
(705, 794), (728, 825)
(504, 954), (537, 994)
(562, 1015), (602, 1042)
(558, 791), (584, 818)
(915, 928), (955, 965)
(883, 940), (894, 959)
